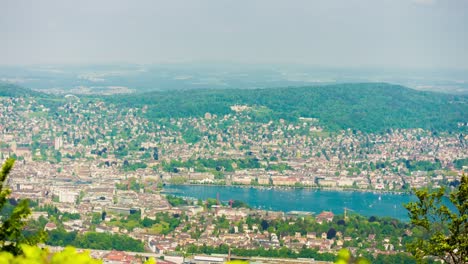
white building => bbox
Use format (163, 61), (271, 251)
(59, 190), (78, 203)
(54, 137), (63, 150)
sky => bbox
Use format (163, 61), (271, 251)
(1, 0), (468, 69)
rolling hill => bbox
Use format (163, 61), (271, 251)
(2, 82), (467, 133)
(0, 83), (45, 97)
(108, 83), (468, 133)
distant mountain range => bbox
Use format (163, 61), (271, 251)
(1, 64), (468, 94)
(2, 82), (467, 133)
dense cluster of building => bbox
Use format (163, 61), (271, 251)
(1, 95), (466, 263)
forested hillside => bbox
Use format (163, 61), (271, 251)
(2, 82), (467, 133)
(108, 83), (468, 132)
(0, 83), (44, 97)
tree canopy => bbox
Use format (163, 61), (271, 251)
(404, 174), (467, 263)
(107, 83), (468, 133)
(0, 158), (46, 255)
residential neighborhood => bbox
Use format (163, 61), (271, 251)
(0, 95), (466, 263)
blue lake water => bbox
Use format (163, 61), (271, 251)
(163, 185), (418, 221)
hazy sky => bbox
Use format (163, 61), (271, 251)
(1, 0), (468, 69)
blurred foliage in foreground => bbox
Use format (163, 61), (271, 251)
(0, 244), (158, 264)
(334, 249), (370, 264)
(0, 245), (100, 264)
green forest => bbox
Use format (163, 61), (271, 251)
(3, 82), (468, 133)
(0, 83), (43, 97)
(46, 230), (145, 252)
(106, 83), (468, 132)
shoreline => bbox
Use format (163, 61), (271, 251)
(163, 182), (411, 195)
(161, 182), (414, 222)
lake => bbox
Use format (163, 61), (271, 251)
(163, 185), (418, 221)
